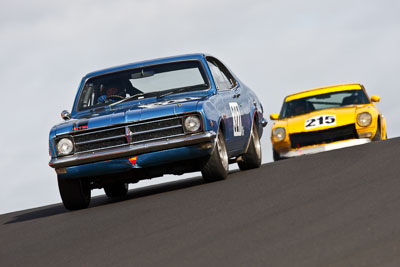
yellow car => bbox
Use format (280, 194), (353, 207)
(270, 83), (387, 160)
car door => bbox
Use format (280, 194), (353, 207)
(206, 57), (250, 154)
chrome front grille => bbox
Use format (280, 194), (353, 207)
(73, 126), (128, 153)
(72, 116), (186, 154)
(129, 117), (183, 143)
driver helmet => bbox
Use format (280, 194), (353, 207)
(102, 80), (125, 98)
(105, 86), (119, 97)
(97, 81), (126, 104)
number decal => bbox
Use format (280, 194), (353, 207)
(305, 118), (316, 128)
(305, 115), (336, 129)
(229, 102), (244, 136)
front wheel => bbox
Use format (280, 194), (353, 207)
(372, 124), (382, 141)
(58, 176), (91, 210)
(238, 123), (262, 170)
(273, 149), (282, 161)
(201, 131), (229, 182)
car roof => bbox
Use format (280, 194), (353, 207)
(285, 83), (363, 102)
(84, 53), (209, 79)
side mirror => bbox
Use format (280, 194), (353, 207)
(270, 113), (279, 120)
(61, 110), (71, 121)
(371, 95), (380, 103)
(261, 118), (268, 128)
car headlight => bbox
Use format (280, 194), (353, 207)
(272, 127), (286, 142)
(357, 112), (372, 127)
(56, 138), (74, 156)
(184, 115), (201, 133)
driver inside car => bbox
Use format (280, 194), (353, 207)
(97, 83), (126, 104)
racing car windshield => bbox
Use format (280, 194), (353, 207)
(76, 60), (209, 112)
(280, 89), (370, 118)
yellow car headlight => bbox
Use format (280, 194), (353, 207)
(357, 112), (372, 127)
(272, 127), (286, 142)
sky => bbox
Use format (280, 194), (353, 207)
(1, 0), (400, 214)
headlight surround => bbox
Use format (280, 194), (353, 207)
(184, 115), (201, 133)
(357, 112), (372, 127)
(272, 127), (286, 142)
(56, 138), (74, 156)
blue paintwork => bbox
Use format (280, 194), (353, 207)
(49, 53), (265, 180)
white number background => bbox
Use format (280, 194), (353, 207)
(305, 115), (336, 129)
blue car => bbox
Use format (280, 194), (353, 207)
(49, 54), (267, 210)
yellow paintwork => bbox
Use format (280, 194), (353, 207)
(270, 113), (279, 120)
(271, 84), (387, 156)
(371, 95), (380, 102)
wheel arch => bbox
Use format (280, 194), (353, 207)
(243, 110), (259, 154)
(217, 116), (226, 138)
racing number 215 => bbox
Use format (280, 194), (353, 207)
(305, 115), (336, 129)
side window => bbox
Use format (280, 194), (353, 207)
(77, 84), (95, 110)
(217, 62), (237, 89)
(207, 57), (237, 90)
(207, 60), (229, 90)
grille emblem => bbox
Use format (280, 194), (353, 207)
(125, 127), (131, 143)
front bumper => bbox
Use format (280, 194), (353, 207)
(49, 131), (216, 168)
(57, 144), (214, 179)
(280, 138), (371, 158)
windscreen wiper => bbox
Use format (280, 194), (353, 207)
(109, 92), (146, 107)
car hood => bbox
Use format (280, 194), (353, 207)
(54, 97), (204, 136)
(285, 106), (361, 134)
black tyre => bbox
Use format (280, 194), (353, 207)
(104, 183), (128, 198)
(273, 149), (282, 161)
(58, 176), (91, 210)
(372, 124), (381, 141)
(238, 123), (262, 170)
(201, 131), (229, 182)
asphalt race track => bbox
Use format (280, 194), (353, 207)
(1, 137), (400, 267)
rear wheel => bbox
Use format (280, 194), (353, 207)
(104, 182), (129, 198)
(58, 176), (91, 210)
(201, 131), (229, 182)
(238, 123), (262, 170)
